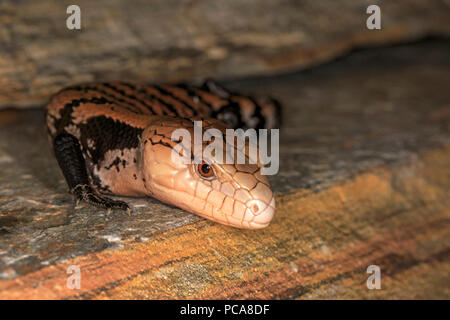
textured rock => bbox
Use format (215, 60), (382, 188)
(0, 40), (449, 299)
(1, 0), (450, 108)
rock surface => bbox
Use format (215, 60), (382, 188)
(0, 40), (449, 299)
(1, 0), (450, 108)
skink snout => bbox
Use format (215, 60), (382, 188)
(244, 197), (275, 229)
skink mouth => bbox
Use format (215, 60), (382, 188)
(154, 185), (276, 229)
(215, 197), (276, 229)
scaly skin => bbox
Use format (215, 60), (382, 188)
(45, 80), (281, 229)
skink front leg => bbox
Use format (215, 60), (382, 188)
(53, 133), (129, 211)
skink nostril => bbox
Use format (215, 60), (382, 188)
(247, 199), (268, 216)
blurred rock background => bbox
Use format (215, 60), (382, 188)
(0, 0), (449, 108)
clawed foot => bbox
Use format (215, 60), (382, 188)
(71, 184), (130, 213)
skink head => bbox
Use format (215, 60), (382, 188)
(141, 117), (275, 229)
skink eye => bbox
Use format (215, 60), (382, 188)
(197, 161), (215, 179)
